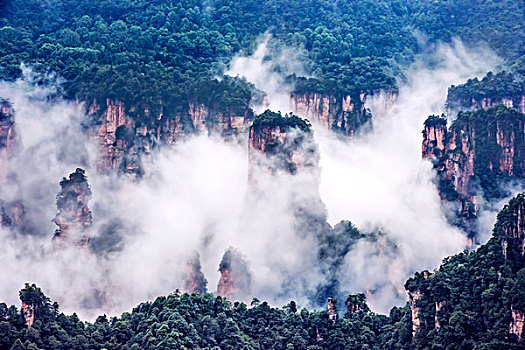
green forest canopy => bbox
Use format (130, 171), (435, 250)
(1, 0), (524, 117)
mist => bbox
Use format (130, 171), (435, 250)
(0, 66), (329, 319)
(227, 38), (508, 312)
(0, 37), (517, 319)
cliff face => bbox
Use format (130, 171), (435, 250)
(53, 168), (92, 246)
(495, 193), (525, 263)
(493, 194), (525, 341)
(290, 92), (374, 136)
(184, 252), (208, 294)
(248, 110), (317, 177)
(0, 98), (16, 186)
(327, 297), (337, 323)
(87, 98), (253, 177)
(510, 307), (525, 341)
(408, 289), (423, 336)
(422, 106), (524, 238)
(449, 95), (525, 115)
(446, 71), (525, 115)
(407, 271), (430, 336)
(217, 248), (251, 300)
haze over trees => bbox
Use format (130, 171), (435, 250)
(1, 0), (525, 349)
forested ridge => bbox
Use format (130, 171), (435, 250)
(1, 0), (524, 117)
(2, 0), (525, 349)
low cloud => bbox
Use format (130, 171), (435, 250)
(0, 39), (517, 320)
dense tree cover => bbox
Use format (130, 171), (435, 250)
(0, 0), (524, 118)
(405, 194), (525, 349)
(251, 110), (311, 133)
(404, 0), (525, 67)
(1, 194), (524, 349)
(1, 285), (401, 350)
(447, 71), (525, 111)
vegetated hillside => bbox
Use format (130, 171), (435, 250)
(1, 194), (523, 349)
(1, 0), (524, 112)
(447, 71), (525, 114)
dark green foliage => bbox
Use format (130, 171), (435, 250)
(404, 194), (525, 349)
(447, 71), (525, 111)
(0, 289), (393, 350)
(404, 0), (525, 62)
(251, 110), (311, 133)
(56, 168), (92, 211)
(1, 0), (524, 118)
(424, 114), (447, 128)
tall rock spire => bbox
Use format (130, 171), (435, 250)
(53, 168), (92, 246)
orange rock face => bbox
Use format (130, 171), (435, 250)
(21, 301), (35, 328)
(87, 98), (253, 176)
(184, 253), (208, 294)
(422, 118), (447, 159)
(248, 122), (318, 179)
(289, 92), (375, 136)
(88, 99), (134, 173)
(216, 248), (251, 300)
(408, 290), (423, 336)
(466, 95), (525, 114)
(422, 107), (524, 238)
(510, 307), (525, 341)
(499, 194), (525, 261)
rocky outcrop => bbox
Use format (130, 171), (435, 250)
(406, 270), (430, 336)
(422, 116), (447, 159)
(1, 199), (24, 229)
(248, 110), (317, 177)
(422, 106), (524, 238)
(0, 98), (16, 186)
(53, 168), (92, 246)
(87, 98), (253, 177)
(447, 71), (525, 115)
(19, 283), (39, 328)
(290, 92), (374, 136)
(184, 252), (208, 294)
(510, 306), (524, 341)
(434, 300), (447, 330)
(408, 289), (423, 335)
(327, 297), (337, 323)
(449, 96), (525, 115)
(248, 110), (327, 236)
(217, 248), (251, 300)
(494, 193), (525, 262)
